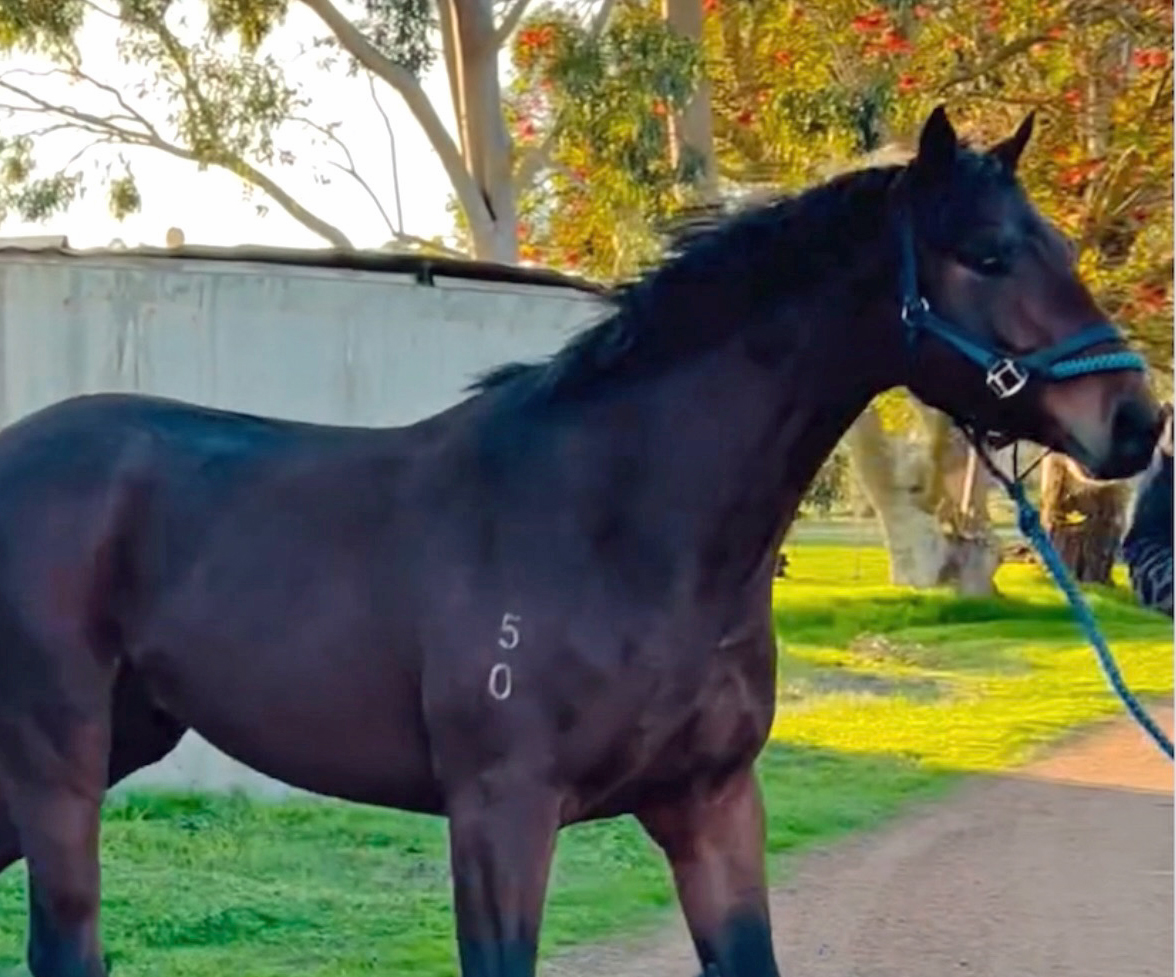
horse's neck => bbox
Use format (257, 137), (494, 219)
(627, 319), (889, 594)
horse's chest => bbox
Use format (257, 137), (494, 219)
(569, 633), (777, 819)
(655, 652), (776, 779)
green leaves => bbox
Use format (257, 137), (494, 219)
(0, 0), (85, 54)
(325, 0), (436, 79)
(204, 0), (287, 49)
(510, 0), (1171, 379)
(107, 169), (142, 220)
(509, 0), (702, 276)
(0, 134), (82, 223)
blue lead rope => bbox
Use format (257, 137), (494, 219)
(1000, 475), (1174, 760)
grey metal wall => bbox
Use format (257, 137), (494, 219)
(0, 250), (604, 797)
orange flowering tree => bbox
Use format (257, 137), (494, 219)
(500, 0), (701, 277)
(514, 0), (1171, 377)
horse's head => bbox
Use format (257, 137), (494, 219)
(898, 105), (1161, 480)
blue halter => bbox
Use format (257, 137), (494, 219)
(897, 215), (1149, 397)
(896, 211), (1172, 760)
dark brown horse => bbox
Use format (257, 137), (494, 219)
(0, 106), (1161, 977)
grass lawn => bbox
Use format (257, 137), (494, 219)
(0, 544), (1170, 976)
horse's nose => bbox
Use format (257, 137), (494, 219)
(1103, 397), (1161, 479)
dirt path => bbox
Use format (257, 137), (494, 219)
(548, 707), (1173, 977)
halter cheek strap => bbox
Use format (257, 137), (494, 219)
(897, 215), (1149, 399)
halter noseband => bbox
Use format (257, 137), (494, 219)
(896, 213), (1149, 400)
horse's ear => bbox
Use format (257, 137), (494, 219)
(989, 111), (1035, 173)
(914, 104), (958, 177)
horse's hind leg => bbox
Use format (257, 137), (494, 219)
(445, 780), (561, 977)
(106, 665), (187, 788)
(0, 615), (132, 977)
(1, 715), (110, 977)
(0, 789), (21, 874)
(638, 766), (780, 977)
(0, 666), (181, 892)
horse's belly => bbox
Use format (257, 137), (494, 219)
(194, 705), (442, 812)
(131, 640), (444, 813)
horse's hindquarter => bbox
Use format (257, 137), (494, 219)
(127, 447), (445, 810)
(0, 394), (444, 811)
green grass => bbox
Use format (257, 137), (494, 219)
(0, 543), (1170, 976)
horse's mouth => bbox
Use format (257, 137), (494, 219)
(1060, 430), (1157, 483)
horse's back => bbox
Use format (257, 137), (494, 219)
(0, 392), (303, 586)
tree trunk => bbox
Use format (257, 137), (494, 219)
(1040, 454), (1128, 583)
(422, 0), (519, 262)
(661, 0), (719, 202)
(846, 404), (1002, 594)
(845, 405), (948, 588)
(918, 406), (1002, 597)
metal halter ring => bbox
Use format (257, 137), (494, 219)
(985, 358), (1030, 400)
(900, 296), (929, 328)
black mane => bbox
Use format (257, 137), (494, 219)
(469, 163), (907, 406)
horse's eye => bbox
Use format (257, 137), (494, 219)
(975, 254), (1009, 275)
(960, 243), (1012, 277)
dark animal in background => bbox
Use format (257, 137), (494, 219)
(1122, 404), (1173, 617)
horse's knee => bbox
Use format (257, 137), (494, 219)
(33, 873), (99, 928)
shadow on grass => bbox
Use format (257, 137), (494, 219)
(774, 588), (1169, 648)
(0, 716), (1170, 977)
(776, 646), (950, 701)
(0, 742), (956, 977)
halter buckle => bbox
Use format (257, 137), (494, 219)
(986, 358), (1029, 400)
(901, 296), (929, 328)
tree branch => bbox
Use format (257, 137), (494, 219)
(0, 78), (155, 144)
(936, 1), (1122, 93)
(367, 73), (405, 235)
(0, 77), (354, 249)
(59, 135), (119, 172)
(79, 0), (121, 22)
(380, 229), (467, 258)
(936, 33), (1060, 92)
(588, 0), (618, 35)
(296, 115), (399, 239)
(139, 12), (225, 150)
(4, 61), (172, 145)
(296, 0), (494, 242)
(493, 0), (533, 48)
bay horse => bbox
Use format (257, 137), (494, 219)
(0, 106), (1161, 977)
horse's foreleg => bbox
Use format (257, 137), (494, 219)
(446, 782), (561, 977)
(639, 767), (780, 977)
